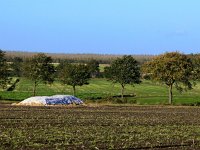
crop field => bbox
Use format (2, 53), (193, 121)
(1, 78), (200, 105)
(1, 104), (200, 149)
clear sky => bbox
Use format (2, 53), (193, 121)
(0, 0), (200, 55)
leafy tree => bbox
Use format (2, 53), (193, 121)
(104, 66), (112, 78)
(105, 55), (141, 99)
(86, 59), (100, 78)
(23, 53), (55, 96)
(190, 54), (200, 81)
(58, 62), (90, 96)
(10, 57), (23, 77)
(0, 50), (11, 89)
(142, 52), (193, 104)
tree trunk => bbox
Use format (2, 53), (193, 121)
(168, 84), (173, 104)
(33, 81), (37, 96)
(73, 85), (76, 96)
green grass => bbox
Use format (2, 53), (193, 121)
(1, 78), (200, 105)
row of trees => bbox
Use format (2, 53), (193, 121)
(105, 53), (200, 104)
(1, 49), (200, 104)
(0, 50), (100, 96)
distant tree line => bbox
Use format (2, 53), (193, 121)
(1, 49), (200, 105)
(5, 51), (154, 64)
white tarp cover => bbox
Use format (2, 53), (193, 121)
(17, 95), (83, 106)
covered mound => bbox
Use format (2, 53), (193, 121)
(17, 95), (83, 106)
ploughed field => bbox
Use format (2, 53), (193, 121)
(1, 104), (200, 149)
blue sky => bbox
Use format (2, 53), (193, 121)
(0, 0), (200, 54)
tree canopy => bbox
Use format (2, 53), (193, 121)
(86, 59), (100, 78)
(0, 50), (11, 89)
(57, 62), (91, 96)
(190, 54), (200, 81)
(10, 57), (23, 77)
(105, 55), (141, 99)
(142, 52), (193, 104)
(23, 53), (55, 96)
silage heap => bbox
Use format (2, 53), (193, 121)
(17, 95), (83, 106)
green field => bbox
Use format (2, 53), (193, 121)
(99, 64), (110, 72)
(1, 105), (200, 149)
(1, 78), (200, 105)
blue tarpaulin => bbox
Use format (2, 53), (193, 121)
(45, 95), (83, 105)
